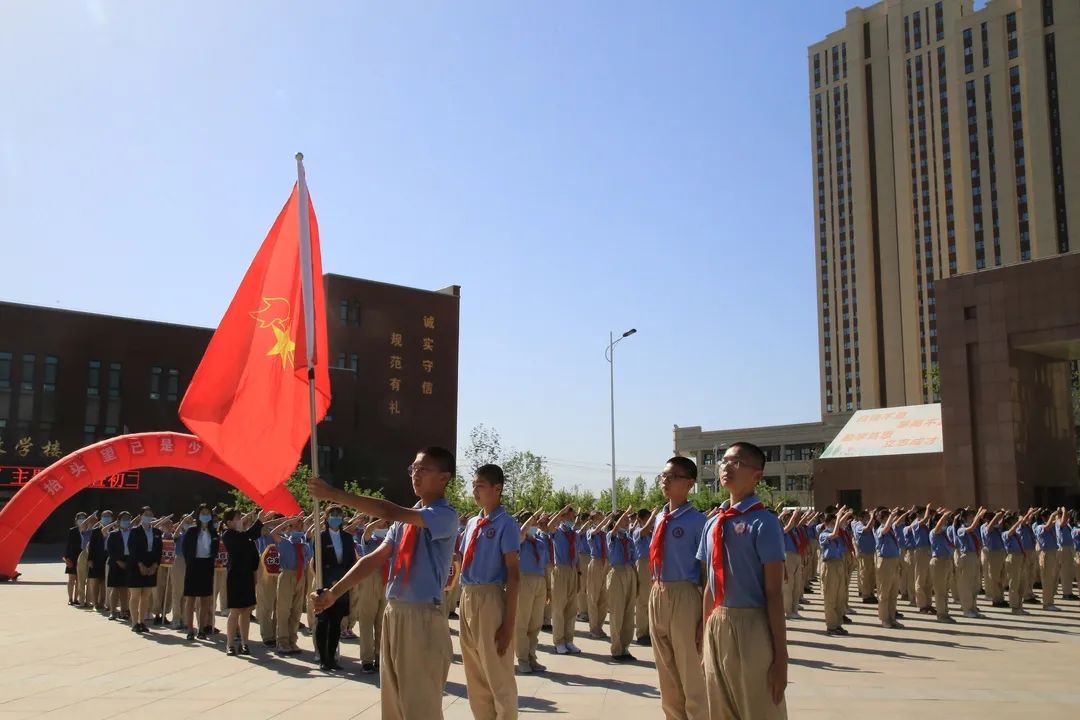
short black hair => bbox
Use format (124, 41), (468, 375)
(475, 464), (505, 487)
(118, 510), (131, 519)
(222, 508), (241, 524)
(637, 508), (651, 521)
(419, 446), (455, 476)
(727, 442), (766, 470)
(666, 456), (697, 480)
(140, 506), (153, 515)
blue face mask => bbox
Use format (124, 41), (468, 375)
(528, 527), (541, 538)
(119, 519), (131, 530)
(141, 516), (154, 528)
(372, 529), (387, 540)
(328, 516), (343, 529)
(290, 532), (305, 543)
(199, 514), (212, 525)
(101, 516), (113, 525)
(561, 521), (573, 531)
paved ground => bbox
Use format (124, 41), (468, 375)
(1, 557), (1078, 718)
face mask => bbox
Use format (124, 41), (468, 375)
(290, 532), (305, 543)
(76, 516), (87, 525)
(328, 516), (343, 529)
(561, 521), (573, 531)
(141, 516), (154, 528)
(372, 529), (387, 540)
(528, 527), (541, 538)
(199, 514), (212, 525)
(181, 522), (193, 532)
(119, 519), (131, 530)
(101, 516), (113, 525)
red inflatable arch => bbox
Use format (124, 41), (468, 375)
(0, 431), (301, 580)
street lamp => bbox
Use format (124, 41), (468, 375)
(606, 328), (637, 513)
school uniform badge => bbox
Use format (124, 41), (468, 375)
(672, 527), (685, 539)
(485, 527), (497, 539)
(733, 521), (749, 535)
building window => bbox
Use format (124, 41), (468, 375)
(1043, 0), (1054, 27)
(352, 301), (362, 327)
(349, 353), (359, 373)
(339, 300), (349, 322)
(166, 369), (180, 402)
(935, 2), (944, 41)
(980, 22), (989, 67)
(107, 362), (122, 399)
(912, 10), (922, 49)
(0, 351), (11, 391)
(1045, 33), (1069, 253)
(19, 354), (35, 392)
(904, 15), (910, 53)
(317, 445), (336, 473)
(43, 356), (58, 393)
(149, 367), (162, 400)
(1009, 65), (1030, 260)
(83, 424), (96, 445)
(962, 28), (974, 74)
(87, 361), (101, 397)
(104, 426), (117, 438)
(813, 53), (821, 88)
(1006, 13), (1018, 60)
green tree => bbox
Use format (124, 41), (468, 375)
(445, 474), (480, 516)
(462, 424), (504, 475)
(926, 364), (941, 398)
(502, 450), (555, 513)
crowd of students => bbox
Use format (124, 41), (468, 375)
(59, 442), (1078, 720)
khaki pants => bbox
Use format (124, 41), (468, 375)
(213, 567), (227, 614)
(153, 566), (170, 616)
(605, 565), (636, 657)
(1023, 551), (1038, 599)
(841, 553), (853, 612)
(913, 547), (932, 609)
(587, 557), (608, 635)
(950, 550), (961, 601)
(782, 553), (800, 614)
(516, 573), (546, 664)
(1005, 553), (1024, 609)
(551, 565), (578, 647)
(985, 550), (1006, 603)
(460, 585), (517, 720)
(875, 556), (900, 624)
(168, 555), (186, 623)
(821, 559), (844, 630)
(956, 553), (979, 613)
(256, 569), (278, 642)
(275, 569), (306, 649)
(703, 606), (786, 720)
(1059, 546), (1076, 597)
(900, 549), (914, 603)
(381, 601), (453, 720)
(358, 574), (387, 664)
(543, 567), (553, 625)
(856, 553), (875, 599)
(129, 586), (152, 625)
(650, 582), (707, 720)
(634, 557), (651, 638)
(930, 556), (952, 619)
(75, 549), (89, 605)
(576, 556), (589, 615)
(1039, 549), (1059, 606)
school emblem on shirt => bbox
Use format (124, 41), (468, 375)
(733, 521), (748, 535)
(672, 527), (685, 539)
(485, 527), (497, 539)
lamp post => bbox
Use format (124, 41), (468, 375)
(606, 328), (637, 513)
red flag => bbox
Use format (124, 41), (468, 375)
(179, 184), (331, 495)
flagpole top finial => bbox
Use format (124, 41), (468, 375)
(295, 152), (304, 161)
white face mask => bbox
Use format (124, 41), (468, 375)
(372, 529), (388, 540)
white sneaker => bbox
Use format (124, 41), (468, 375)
(554, 644), (570, 655)
(1045, 605), (1061, 612)
(963, 610), (978, 618)
(785, 612), (800, 620)
(566, 643), (582, 654)
(516, 661), (533, 674)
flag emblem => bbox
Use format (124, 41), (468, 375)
(250, 297), (296, 368)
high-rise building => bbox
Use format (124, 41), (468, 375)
(809, 0), (1079, 416)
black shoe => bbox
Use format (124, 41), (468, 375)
(319, 662), (339, 672)
(361, 661), (377, 674)
(636, 635), (652, 646)
(186, 631), (196, 641)
(1024, 597), (1039, 605)
(825, 627), (844, 636)
(226, 646), (237, 656)
(373, 658), (380, 669)
(541, 624), (553, 632)
(992, 600), (1009, 608)
(196, 631), (208, 640)
(1064, 594), (1079, 601)
(862, 596), (878, 604)
(239, 645), (251, 656)
(977, 589), (986, 596)
(448, 611), (459, 620)
(611, 653), (636, 663)
(108, 612), (119, 621)
(842, 616), (852, 624)
(894, 612), (905, 619)
(263, 640), (277, 647)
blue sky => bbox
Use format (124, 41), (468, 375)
(1, 0), (860, 492)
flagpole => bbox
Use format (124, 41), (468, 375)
(296, 152), (324, 591)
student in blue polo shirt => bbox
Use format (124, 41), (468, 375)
(696, 442), (787, 720)
(1069, 513), (1080, 601)
(310, 446), (460, 720)
(819, 508), (852, 636)
(648, 456), (708, 720)
(575, 512), (592, 622)
(585, 511), (612, 639)
(980, 510), (1007, 608)
(1019, 518), (1038, 603)
(605, 506), (638, 662)
(516, 509), (551, 674)
(873, 507), (905, 628)
(851, 510), (878, 604)
(631, 508), (656, 646)
(1034, 507), (1064, 610)
(1002, 508), (1035, 614)
(1056, 511), (1076, 601)
(928, 508), (956, 622)
(455, 464), (521, 719)
(908, 505), (933, 613)
(956, 507), (987, 618)
(780, 509), (802, 620)
(549, 505), (583, 655)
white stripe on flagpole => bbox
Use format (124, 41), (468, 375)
(296, 152), (324, 591)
